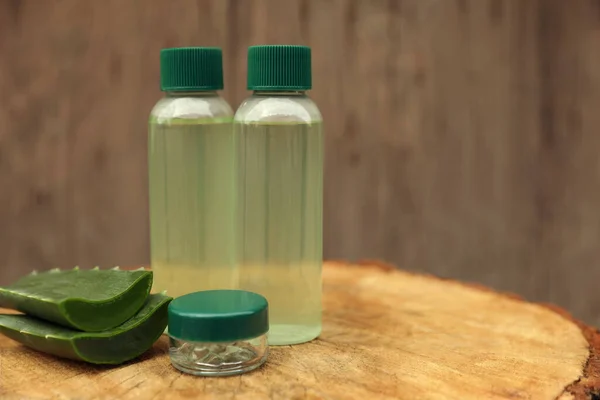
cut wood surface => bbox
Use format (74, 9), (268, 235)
(0, 261), (598, 400)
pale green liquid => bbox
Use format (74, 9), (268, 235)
(236, 121), (323, 345)
(148, 119), (237, 298)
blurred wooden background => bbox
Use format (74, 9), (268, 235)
(2, 0), (600, 325)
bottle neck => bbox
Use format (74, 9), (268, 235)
(252, 90), (306, 97)
(165, 90), (219, 98)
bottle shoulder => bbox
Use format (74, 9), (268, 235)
(150, 95), (233, 123)
(233, 94), (322, 124)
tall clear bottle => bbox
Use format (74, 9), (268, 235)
(234, 45), (323, 345)
(148, 47), (236, 298)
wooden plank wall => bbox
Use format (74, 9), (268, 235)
(1, 0), (600, 325)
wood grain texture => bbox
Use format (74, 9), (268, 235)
(2, 0), (600, 325)
(0, 261), (597, 400)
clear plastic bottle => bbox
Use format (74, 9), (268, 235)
(148, 47), (236, 299)
(234, 45), (323, 345)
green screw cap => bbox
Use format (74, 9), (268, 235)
(247, 45), (312, 91)
(160, 47), (224, 91)
(168, 290), (269, 342)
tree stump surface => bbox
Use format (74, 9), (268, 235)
(0, 261), (598, 400)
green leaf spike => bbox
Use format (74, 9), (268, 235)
(0, 293), (171, 365)
(0, 267), (153, 332)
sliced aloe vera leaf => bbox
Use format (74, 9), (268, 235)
(0, 267), (152, 332)
(0, 293), (171, 365)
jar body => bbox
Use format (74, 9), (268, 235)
(234, 92), (323, 345)
(148, 92), (236, 299)
(169, 334), (268, 376)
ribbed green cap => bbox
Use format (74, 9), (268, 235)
(160, 47), (224, 91)
(168, 290), (269, 342)
(247, 45), (312, 91)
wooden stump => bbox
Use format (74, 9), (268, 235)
(0, 261), (598, 400)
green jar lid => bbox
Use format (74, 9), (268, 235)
(160, 47), (224, 91)
(247, 45), (312, 91)
(168, 290), (269, 342)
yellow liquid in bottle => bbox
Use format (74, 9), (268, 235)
(149, 118), (237, 298)
(149, 115), (323, 345)
(236, 121), (323, 345)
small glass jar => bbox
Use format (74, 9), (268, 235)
(167, 289), (269, 377)
(169, 334), (268, 376)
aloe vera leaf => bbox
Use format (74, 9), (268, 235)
(0, 267), (152, 332)
(0, 293), (171, 365)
